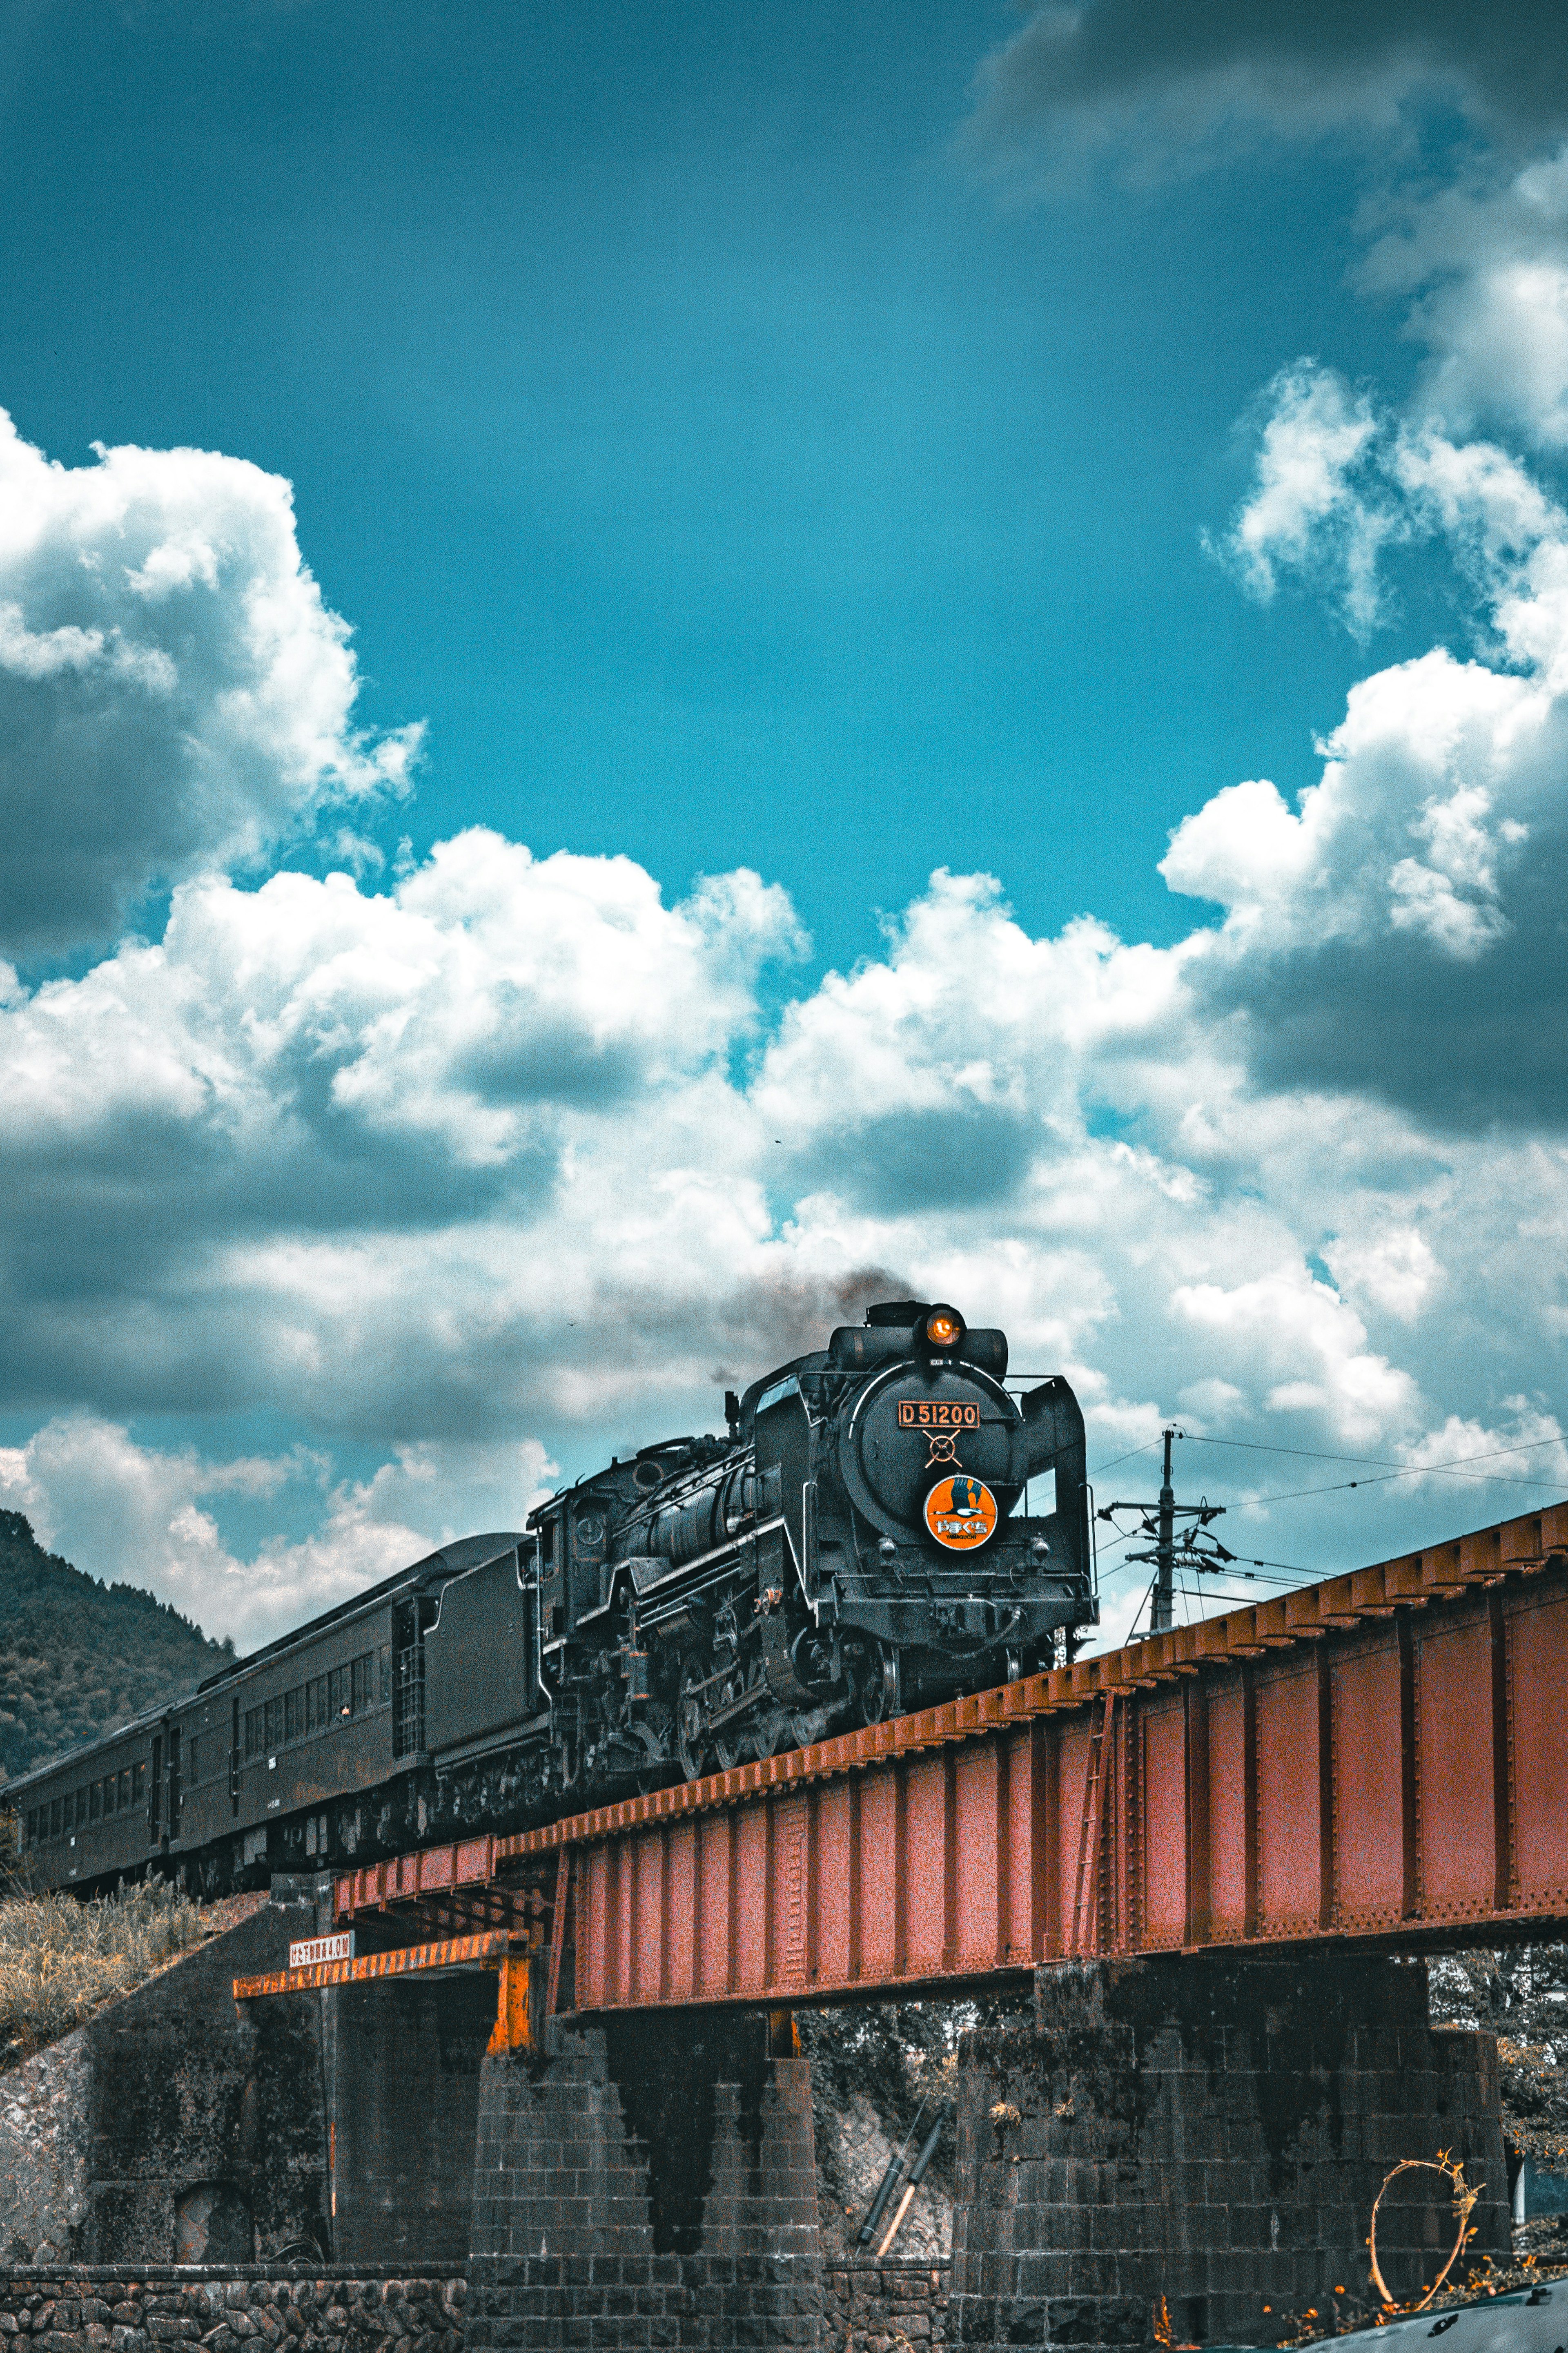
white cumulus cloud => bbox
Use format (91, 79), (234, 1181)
(0, 1417), (556, 1655)
(0, 411), (419, 955)
(1, 396), (1566, 1651)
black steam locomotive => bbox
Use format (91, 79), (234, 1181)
(10, 1300), (1096, 1896)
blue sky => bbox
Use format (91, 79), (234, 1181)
(1, 0), (1428, 961)
(1, 0), (1566, 1650)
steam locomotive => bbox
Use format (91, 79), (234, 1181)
(10, 1300), (1096, 1896)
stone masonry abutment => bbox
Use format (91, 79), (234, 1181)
(949, 1953), (1510, 2351)
(3, 1877), (1528, 2352)
(464, 2011), (821, 2353)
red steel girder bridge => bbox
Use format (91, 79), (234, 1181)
(286, 1501), (1568, 2022)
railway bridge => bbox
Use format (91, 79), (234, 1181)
(240, 1502), (1568, 2352)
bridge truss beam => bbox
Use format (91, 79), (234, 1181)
(333, 1504), (1568, 2010)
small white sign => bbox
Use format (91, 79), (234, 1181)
(288, 1931), (355, 1969)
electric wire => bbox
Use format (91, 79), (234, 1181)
(1178, 1429), (1568, 1477)
(1087, 1438), (1164, 1479)
(1072, 1412), (1564, 1645)
(1175, 1431), (1567, 1501)
(1224, 1465), (1562, 1506)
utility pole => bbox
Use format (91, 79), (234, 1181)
(1099, 1428), (1232, 1639)
(1154, 1427), (1175, 1633)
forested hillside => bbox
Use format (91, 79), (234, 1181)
(0, 1511), (232, 1784)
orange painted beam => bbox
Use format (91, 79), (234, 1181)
(233, 1927), (510, 1998)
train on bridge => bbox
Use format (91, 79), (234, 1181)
(8, 1299), (1096, 1897)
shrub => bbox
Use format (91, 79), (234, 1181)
(0, 1879), (207, 2068)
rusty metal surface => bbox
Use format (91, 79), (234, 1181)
(233, 1926), (510, 1998)
(332, 1503), (1568, 2010)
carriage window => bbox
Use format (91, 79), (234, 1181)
(327, 1666), (347, 1720)
(89, 1781), (101, 1822)
(74, 1790), (85, 1827)
(49, 1799), (61, 1838)
(120, 1767), (133, 1810)
(264, 1697), (281, 1751)
(26, 1810), (36, 1844)
(189, 1738), (201, 1786)
(284, 1690), (297, 1744)
(244, 1706), (261, 1760)
(380, 1645), (390, 1704)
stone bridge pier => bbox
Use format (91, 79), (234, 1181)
(948, 1954), (1510, 2352)
(463, 2009), (821, 2353)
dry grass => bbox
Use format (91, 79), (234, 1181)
(0, 1880), (207, 2069)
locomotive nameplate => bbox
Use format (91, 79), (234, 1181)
(288, 1931), (355, 1969)
(898, 1401), (980, 1428)
(924, 1475), (998, 1550)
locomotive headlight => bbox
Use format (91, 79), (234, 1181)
(924, 1305), (964, 1351)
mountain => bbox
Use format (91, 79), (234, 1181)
(0, 1511), (232, 1786)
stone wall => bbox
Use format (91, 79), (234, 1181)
(0, 2029), (93, 2264)
(820, 2259), (949, 2353)
(325, 1978), (495, 2269)
(465, 2013), (821, 2352)
(0, 2272), (464, 2353)
(0, 1900), (328, 2266)
(950, 1954), (1511, 2353)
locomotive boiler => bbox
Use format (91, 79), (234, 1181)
(9, 1299), (1096, 1897)
(536, 1298), (1096, 1788)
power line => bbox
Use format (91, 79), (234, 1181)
(1098, 1550), (1301, 1589)
(1228, 1464), (1563, 1507)
(1078, 1416), (1568, 1639)
(1088, 1438), (1163, 1478)
(1182, 1429), (1568, 1473)
(1178, 1428), (1568, 1492)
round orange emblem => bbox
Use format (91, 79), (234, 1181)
(924, 1475), (998, 1550)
